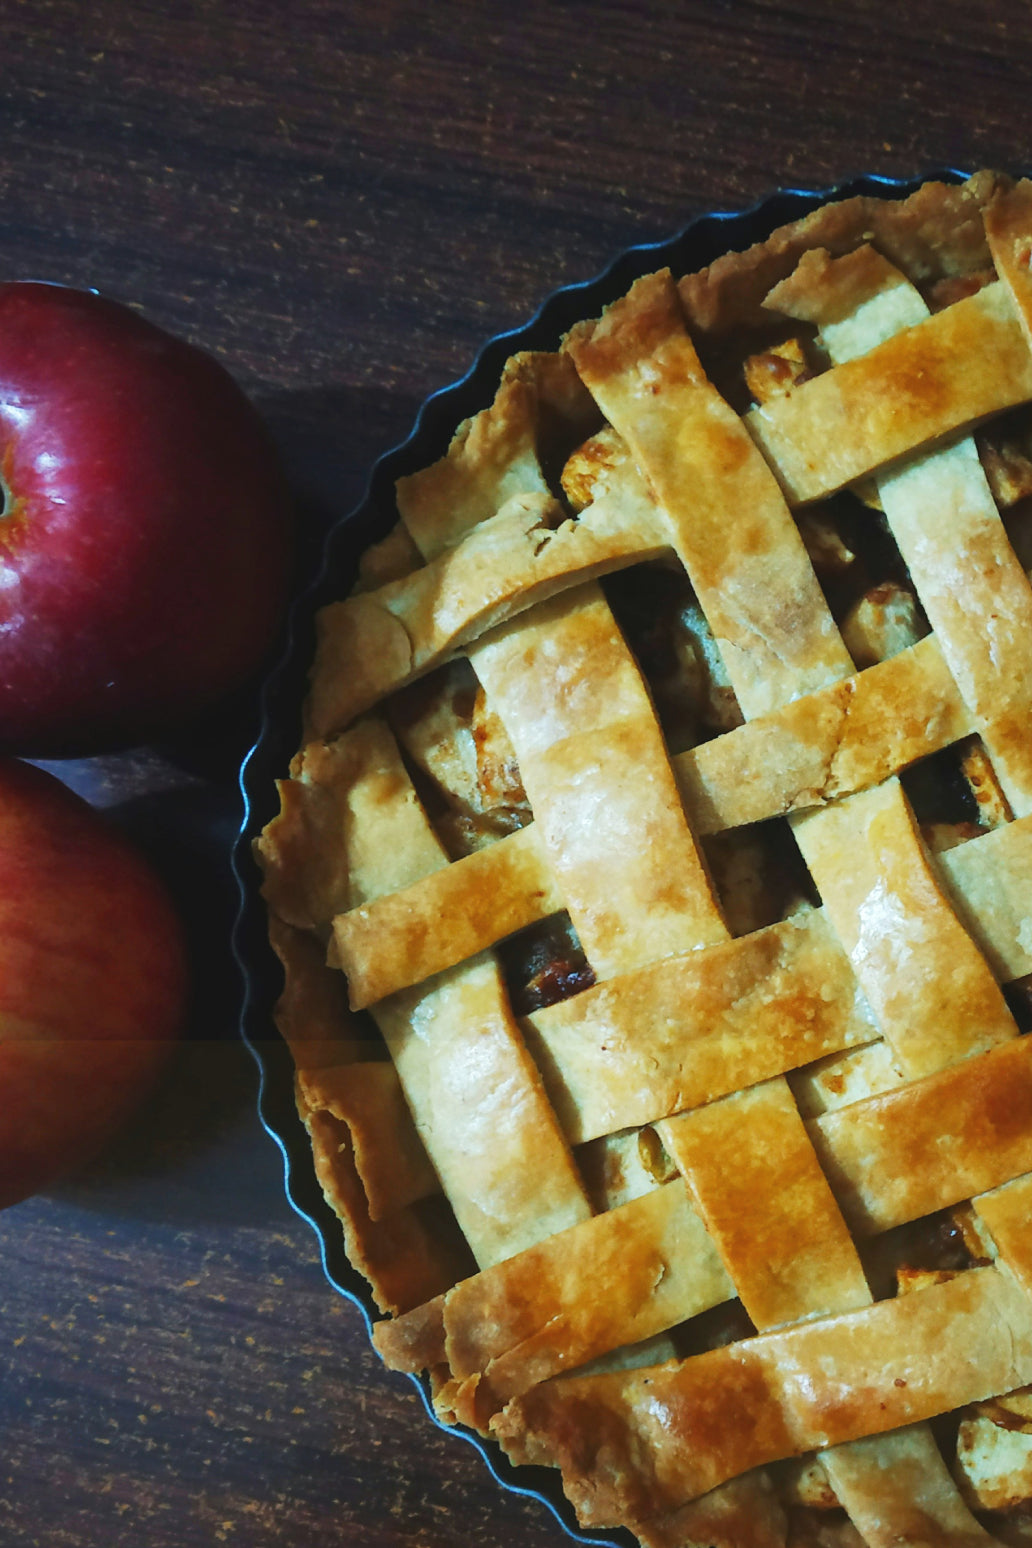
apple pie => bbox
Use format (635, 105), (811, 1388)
(256, 170), (1032, 1546)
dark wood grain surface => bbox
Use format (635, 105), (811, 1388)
(3, 3), (1032, 1544)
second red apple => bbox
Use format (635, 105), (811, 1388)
(0, 758), (190, 1210)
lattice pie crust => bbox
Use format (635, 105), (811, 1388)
(258, 172), (1032, 1547)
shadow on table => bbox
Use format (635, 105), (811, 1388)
(47, 1038), (282, 1227)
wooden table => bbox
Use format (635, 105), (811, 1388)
(2, 3), (1031, 1543)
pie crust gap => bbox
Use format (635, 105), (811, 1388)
(257, 170), (1032, 1548)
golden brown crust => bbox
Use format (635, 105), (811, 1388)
(974, 1174), (1032, 1296)
(792, 778), (1017, 1079)
(659, 1079), (870, 1332)
(306, 481), (669, 739)
(470, 584), (727, 975)
(772, 239), (1032, 818)
(371, 1292), (446, 1373)
(634, 1470), (789, 1548)
(566, 269), (853, 716)
(524, 911), (875, 1145)
(331, 822), (560, 1010)
(395, 352), (552, 559)
(810, 1036), (1032, 1234)
(748, 285), (1032, 505)
(985, 179), (1032, 351)
(679, 172), (1009, 340)
(396, 350), (599, 558)
(378, 1180), (731, 1430)
(298, 1101), (471, 1316)
(818, 1428), (999, 1548)
(257, 775), (351, 932)
(296, 1062), (438, 1220)
(931, 812), (1032, 982)
(374, 955), (592, 1270)
(265, 913), (369, 1068)
(256, 172), (1032, 1547)
(494, 1268), (1032, 1525)
(676, 634), (972, 832)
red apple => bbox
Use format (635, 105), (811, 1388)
(0, 757), (189, 1209)
(0, 282), (292, 754)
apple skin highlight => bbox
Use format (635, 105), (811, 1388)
(0, 282), (293, 755)
(0, 757), (189, 1210)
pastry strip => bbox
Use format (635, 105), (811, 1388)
(524, 910), (875, 1145)
(332, 822), (561, 1011)
(374, 956), (592, 1268)
(266, 913), (376, 1069)
(631, 1471), (789, 1548)
(296, 1063), (439, 1221)
(298, 1098), (471, 1317)
(658, 1079), (870, 1331)
(270, 719), (592, 1269)
(878, 434), (1032, 733)
(792, 778), (1017, 1079)
(935, 812), (1032, 982)
(306, 478), (669, 739)
(985, 179), (1032, 352)
(375, 1179), (732, 1429)
(675, 632), (972, 833)
(746, 281), (1032, 505)
(879, 439), (1032, 814)
(810, 1034), (1032, 1234)
(470, 584), (727, 976)
(258, 725), (445, 930)
(974, 1172), (1032, 1297)
(327, 634), (980, 1010)
(493, 1266), (1032, 1524)
(565, 268), (853, 716)
(818, 1427), (999, 1548)
(769, 239), (1032, 814)
(396, 350), (595, 559)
